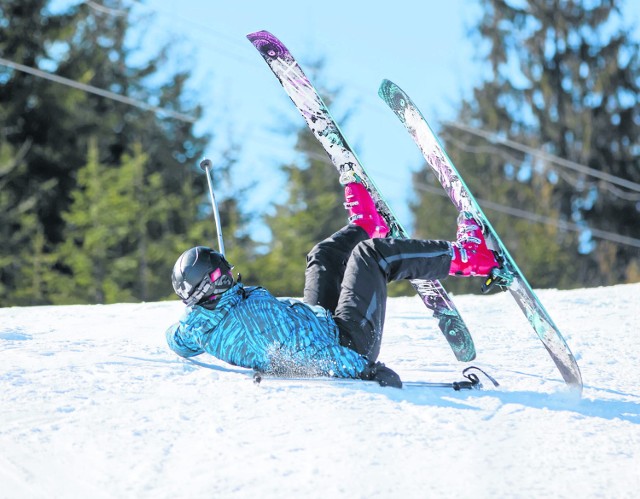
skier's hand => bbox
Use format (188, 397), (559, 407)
(359, 362), (402, 388)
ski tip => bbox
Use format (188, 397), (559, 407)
(246, 30), (291, 61)
(377, 79), (409, 104)
(246, 29), (272, 40)
(377, 79), (392, 99)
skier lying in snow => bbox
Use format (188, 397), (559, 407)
(166, 182), (499, 388)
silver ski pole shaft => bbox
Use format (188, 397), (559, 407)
(199, 158), (225, 256)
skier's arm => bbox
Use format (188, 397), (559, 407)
(165, 322), (204, 358)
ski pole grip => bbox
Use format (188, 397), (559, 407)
(199, 158), (213, 172)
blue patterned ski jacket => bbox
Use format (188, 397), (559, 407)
(166, 283), (369, 378)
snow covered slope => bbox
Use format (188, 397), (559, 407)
(2, 284), (639, 498)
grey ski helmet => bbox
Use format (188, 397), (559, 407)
(171, 247), (234, 306)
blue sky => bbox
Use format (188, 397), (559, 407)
(63, 0), (640, 241)
(134, 0), (488, 237)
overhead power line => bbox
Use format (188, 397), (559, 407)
(414, 180), (640, 249)
(444, 121), (640, 194)
(85, 0), (127, 16)
(5, 3), (638, 251)
(83, 1), (640, 200)
(301, 148), (640, 249)
(0, 57), (197, 123)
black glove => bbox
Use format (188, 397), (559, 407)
(359, 362), (402, 388)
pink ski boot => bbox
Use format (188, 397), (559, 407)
(343, 182), (389, 238)
(449, 213), (499, 277)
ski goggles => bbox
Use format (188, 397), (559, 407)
(183, 268), (234, 307)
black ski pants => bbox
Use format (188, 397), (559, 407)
(304, 225), (452, 362)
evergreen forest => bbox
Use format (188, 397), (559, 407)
(1, 0), (638, 306)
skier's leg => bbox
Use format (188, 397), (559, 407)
(304, 179), (391, 311)
(333, 238), (452, 360)
(303, 224), (368, 313)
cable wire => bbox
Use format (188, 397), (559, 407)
(444, 121), (640, 194)
(0, 57), (197, 123)
(411, 177), (640, 249)
(5, 3), (639, 250)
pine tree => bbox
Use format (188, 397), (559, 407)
(252, 128), (345, 296)
(0, 0), (229, 304)
(414, 0), (640, 289)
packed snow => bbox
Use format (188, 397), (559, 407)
(1, 283), (639, 498)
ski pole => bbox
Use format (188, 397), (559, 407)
(199, 158), (225, 256)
